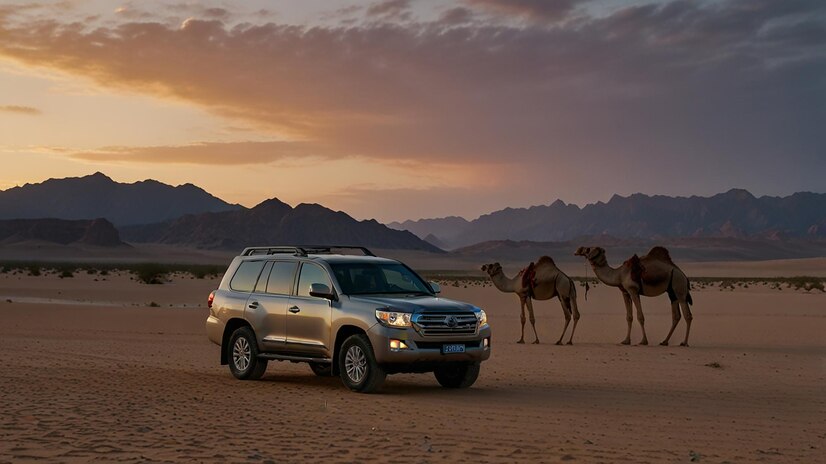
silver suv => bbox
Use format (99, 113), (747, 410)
(206, 246), (491, 393)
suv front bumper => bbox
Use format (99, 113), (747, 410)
(367, 323), (492, 364)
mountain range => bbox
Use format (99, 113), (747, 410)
(0, 218), (125, 247)
(0, 172), (239, 226)
(0, 173), (438, 252)
(1, 173), (824, 257)
(389, 189), (826, 249)
(119, 198), (441, 252)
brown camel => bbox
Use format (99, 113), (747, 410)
(481, 257), (580, 345)
(574, 246), (693, 346)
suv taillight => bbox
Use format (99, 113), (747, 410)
(207, 291), (215, 309)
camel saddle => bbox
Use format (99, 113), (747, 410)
(519, 262), (538, 298)
(624, 254), (645, 290)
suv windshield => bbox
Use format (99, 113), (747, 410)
(330, 262), (433, 295)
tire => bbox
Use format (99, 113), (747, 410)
(338, 334), (386, 393)
(227, 326), (268, 380)
(434, 362), (480, 388)
(309, 362), (333, 377)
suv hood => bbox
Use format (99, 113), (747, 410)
(347, 295), (478, 313)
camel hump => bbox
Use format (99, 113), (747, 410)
(646, 246), (674, 264)
(623, 254), (645, 287)
(536, 255), (555, 267)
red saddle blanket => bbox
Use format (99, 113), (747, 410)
(519, 262), (537, 297)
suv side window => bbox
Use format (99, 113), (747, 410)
(230, 260), (266, 293)
(253, 262), (274, 293)
(266, 261), (298, 295)
(296, 263), (332, 298)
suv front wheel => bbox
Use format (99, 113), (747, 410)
(339, 335), (385, 393)
(434, 362), (480, 388)
(228, 326), (268, 380)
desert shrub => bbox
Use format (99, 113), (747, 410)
(148, 301), (161, 307)
(133, 263), (167, 285)
(787, 276), (825, 292)
(58, 268), (74, 278)
(190, 268), (207, 279)
(27, 265), (41, 277)
(99, 269), (109, 276)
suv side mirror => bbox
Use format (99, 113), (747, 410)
(429, 281), (441, 294)
(309, 283), (336, 300)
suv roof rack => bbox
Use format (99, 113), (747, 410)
(241, 246), (308, 257)
(241, 245), (375, 257)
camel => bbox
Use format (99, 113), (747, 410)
(574, 246), (693, 346)
(481, 257), (580, 345)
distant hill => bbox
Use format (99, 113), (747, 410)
(453, 237), (826, 265)
(0, 172), (240, 226)
(0, 218), (125, 247)
(388, 216), (471, 242)
(394, 189), (826, 249)
(120, 198), (443, 252)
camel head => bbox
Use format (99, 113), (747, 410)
(481, 262), (503, 276)
(574, 246), (605, 262)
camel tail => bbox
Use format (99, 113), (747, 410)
(668, 269), (693, 305)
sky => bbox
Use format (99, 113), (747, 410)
(0, 0), (823, 222)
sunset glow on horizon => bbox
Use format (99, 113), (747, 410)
(1, 0), (823, 222)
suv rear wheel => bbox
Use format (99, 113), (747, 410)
(434, 362), (480, 388)
(228, 326), (268, 380)
(339, 335), (385, 393)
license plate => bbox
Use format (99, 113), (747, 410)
(441, 344), (465, 354)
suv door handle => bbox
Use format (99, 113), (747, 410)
(288, 306), (300, 314)
(248, 301), (259, 309)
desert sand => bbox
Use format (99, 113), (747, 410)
(0, 270), (823, 463)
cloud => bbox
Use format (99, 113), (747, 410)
(439, 7), (476, 25)
(0, 0), (823, 203)
(466, 0), (581, 23)
(0, 105), (41, 115)
(366, 0), (412, 20)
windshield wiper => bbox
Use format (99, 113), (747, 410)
(347, 290), (433, 296)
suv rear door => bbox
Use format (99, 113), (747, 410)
(286, 261), (334, 357)
(245, 260), (298, 352)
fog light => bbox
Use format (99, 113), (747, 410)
(389, 339), (409, 351)
(483, 338), (490, 348)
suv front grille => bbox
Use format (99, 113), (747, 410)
(412, 313), (478, 337)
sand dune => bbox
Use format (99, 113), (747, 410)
(0, 273), (823, 463)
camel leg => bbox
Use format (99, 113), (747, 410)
(566, 296), (580, 345)
(517, 296), (527, 344)
(525, 298), (540, 344)
(629, 291), (648, 345)
(621, 292), (633, 345)
(660, 301), (681, 346)
(555, 298), (571, 345)
(679, 299), (693, 347)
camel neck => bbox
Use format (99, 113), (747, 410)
(491, 271), (519, 293)
(589, 258), (623, 287)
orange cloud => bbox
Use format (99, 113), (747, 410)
(0, 105), (41, 115)
(69, 141), (328, 165)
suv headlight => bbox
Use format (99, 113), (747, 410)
(476, 309), (488, 326)
(375, 309), (412, 328)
